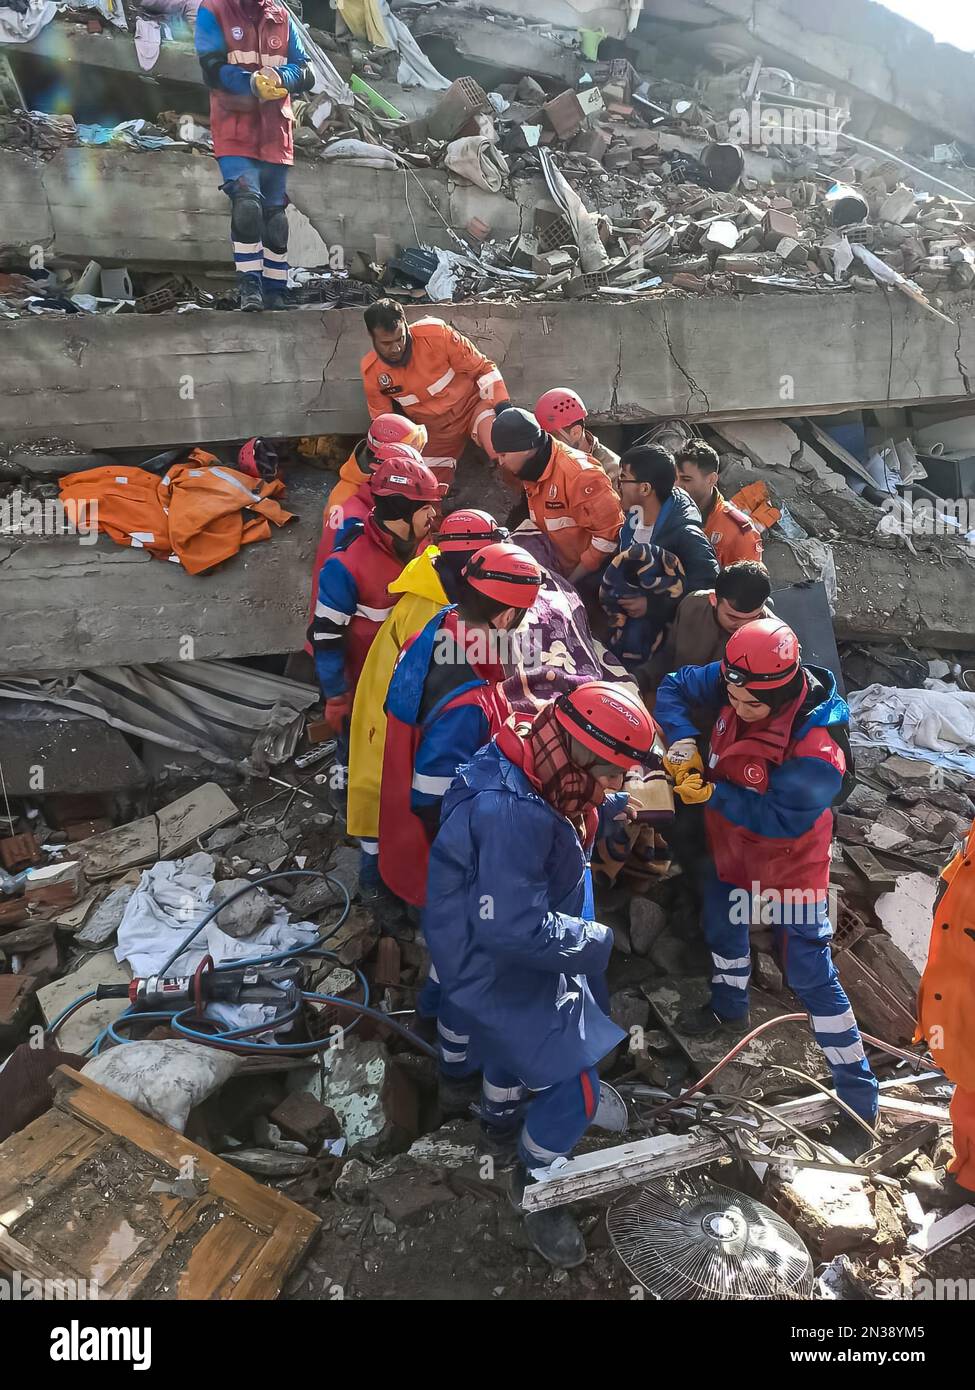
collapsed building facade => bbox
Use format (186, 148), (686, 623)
(1, 0), (975, 1304)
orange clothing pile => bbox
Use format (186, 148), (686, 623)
(360, 317), (507, 460)
(521, 438), (624, 575)
(59, 450), (294, 575)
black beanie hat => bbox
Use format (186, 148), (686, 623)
(491, 407), (546, 454)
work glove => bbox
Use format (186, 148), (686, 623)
(663, 745), (704, 784)
(251, 69), (288, 101)
(324, 693), (352, 732)
(673, 772), (713, 806)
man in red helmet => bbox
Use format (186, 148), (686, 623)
(347, 509), (506, 892)
(534, 388), (621, 487)
(379, 541), (543, 909)
(423, 681), (657, 1267)
(310, 450), (444, 746)
(655, 618), (879, 1127)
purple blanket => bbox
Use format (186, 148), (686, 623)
(500, 526), (631, 714)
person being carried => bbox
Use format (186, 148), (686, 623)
(600, 444), (718, 670)
(309, 449), (443, 768)
(360, 299), (511, 471)
(423, 682), (658, 1267)
(347, 509), (508, 894)
(491, 407), (623, 588)
(655, 618), (879, 1128)
(676, 440), (763, 569)
(534, 388), (620, 488)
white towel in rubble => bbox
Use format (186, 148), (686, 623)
(847, 683), (975, 774)
(444, 136), (508, 193)
(0, 0), (57, 42)
(115, 851), (319, 1033)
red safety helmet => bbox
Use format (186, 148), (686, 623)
(371, 447), (447, 500)
(555, 682), (657, 770)
(535, 388), (587, 432)
(366, 413), (428, 453)
(721, 617), (801, 691)
(437, 508), (505, 554)
(462, 541), (542, 608)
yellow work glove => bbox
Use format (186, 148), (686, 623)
(251, 70), (287, 101)
(663, 747), (704, 784)
(673, 772), (714, 805)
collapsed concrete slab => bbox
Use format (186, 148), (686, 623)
(0, 148), (528, 271)
(639, 0), (975, 149)
(412, 9), (580, 86)
(3, 293), (974, 452)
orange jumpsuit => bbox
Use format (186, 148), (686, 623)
(521, 439), (624, 576)
(701, 489), (763, 569)
(360, 317), (508, 461)
(916, 818), (975, 1192)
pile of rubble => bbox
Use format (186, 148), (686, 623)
(4, 3), (975, 316)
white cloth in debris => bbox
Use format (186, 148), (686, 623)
(847, 683), (975, 775)
(134, 17), (162, 70)
(444, 136), (508, 193)
(115, 852), (319, 1033)
(0, 0), (56, 42)
(321, 138), (404, 168)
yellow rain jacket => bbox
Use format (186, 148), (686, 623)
(347, 545), (448, 839)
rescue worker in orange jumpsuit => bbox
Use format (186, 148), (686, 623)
(534, 387), (621, 488)
(360, 299), (511, 471)
(916, 817), (975, 1207)
(676, 440), (763, 569)
(491, 407), (623, 587)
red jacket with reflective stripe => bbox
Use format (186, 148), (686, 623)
(361, 318), (508, 459)
(207, 0), (294, 163)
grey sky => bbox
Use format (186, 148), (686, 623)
(878, 0), (975, 49)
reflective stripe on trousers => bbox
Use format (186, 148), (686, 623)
(480, 1065), (599, 1169)
(703, 871), (878, 1122)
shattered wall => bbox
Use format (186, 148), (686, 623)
(640, 0), (975, 147)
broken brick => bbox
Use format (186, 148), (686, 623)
(270, 1093), (341, 1149)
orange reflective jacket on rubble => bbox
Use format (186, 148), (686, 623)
(360, 317), (507, 459)
(59, 451), (294, 575)
(916, 817), (975, 1091)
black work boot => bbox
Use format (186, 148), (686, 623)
(677, 1004), (749, 1037)
(237, 274), (264, 312)
(510, 1163), (586, 1269)
(437, 1071), (481, 1120)
(477, 1124), (520, 1169)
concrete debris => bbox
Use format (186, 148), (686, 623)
(309, 1037), (419, 1158)
(770, 1161), (879, 1261)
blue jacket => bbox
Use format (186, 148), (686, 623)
(655, 661), (849, 890)
(621, 487), (719, 593)
(423, 740), (625, 1088)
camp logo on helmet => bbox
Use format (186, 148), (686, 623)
(603, 696), (640, 727)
